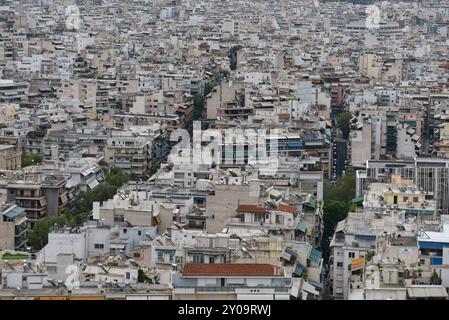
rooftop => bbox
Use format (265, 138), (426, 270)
(181, 263), (283, 277)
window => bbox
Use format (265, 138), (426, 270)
(337, 262), (343, 268)
(413, 197), (419, 203)
(125, 272), (130, 280)
(138, 231), (142, 236)
(393, 196), (398, 205)
(193, 255), (204, 263)
(94, 243), (104, 249)
(209, 257), (215, 264)
(348, 252), (355, 259)
(403, 196), (408, 203)
(157, 251), (164, 262)
(123, 229), (127, 234)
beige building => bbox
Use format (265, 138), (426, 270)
(436, 122), (449, 158)
(0, 145), (21, 170)
(105, 129), (156, 176)
(206, 82), (237, 120)
(0, 223), (14, 250)
(205, 184), (260, 233)
(0, 205), (28, 251)
(350, 124), (372, 168)
(96, 196), (157, 227)
(359, 54), (382, 79)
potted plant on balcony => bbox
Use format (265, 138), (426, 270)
(302, 271), (309, 281)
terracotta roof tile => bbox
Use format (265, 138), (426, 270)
(236, 205), (269, 214)
(277, 203), (298, 214)
(182, 263), (283, 277)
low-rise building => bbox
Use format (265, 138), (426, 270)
(172, 263), (291, 300)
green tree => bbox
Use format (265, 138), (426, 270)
(336, 112), (352, 140)
(431, 270), (442, 285)
(321, 170), (356, 260)
(204, 82), (215, 96)
(28, 214), (70, 250)
(321, 200), (349, 260)
(21, 154), (42, 167)
(28, 167), (130, 250)
(193, 94), (205, 120)
(324, 169), (356, 205)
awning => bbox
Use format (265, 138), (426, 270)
(405, 209), (434, 216)
(297, 221), (312, 233)
(88, 179), (100, 190)
(287, 143), (303, 147)
(407, 286), (448, 298)
(175, 250), (184, 257)
(156, 248), (176, 253)
(65, 178), (79, 189)
(351, 257), (365, 271)
(282, 248), (297, 261)
(304, 196), (316, 209)
(335, 220), (346, 233)
(352, 196), (364, 205)
(59, 192), (68, 205)
(307, 279), (324, 290)
(308, 248), (322, 265)
(293, 262), (306, 277)
(110, 243), (126, 250)
(3, 206), (26, 219)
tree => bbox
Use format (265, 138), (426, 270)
(431, 271), (442, 285)
(324, 169), (356, 205)
(28, 214), (71, 250)
(336, 112), (352, 140)
(204, 82), (215, 96)
(321, 170), (356, 261)
(21, 154), (42, 167)
(28, 167), (130, 250)
(321, 201), (349, 261)
(192, 94), (205, 120)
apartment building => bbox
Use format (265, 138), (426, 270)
(6, 175), (67, 223)
(105, 128), (165, 176)
(0, 79), (29, 103)
(0, 205), (28, 251)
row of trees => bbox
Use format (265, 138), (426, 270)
(28, 167), (130, 250)
(321, 170), (356, 261)
(192, 80), (219, 121)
